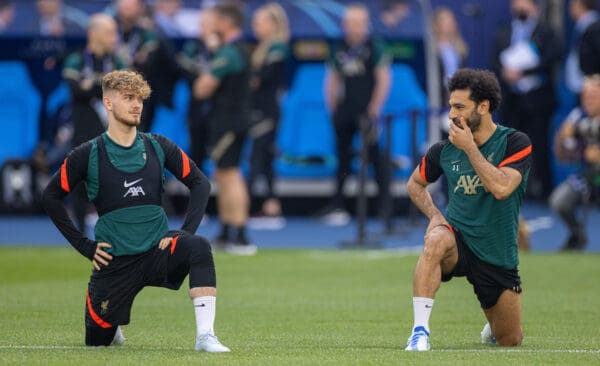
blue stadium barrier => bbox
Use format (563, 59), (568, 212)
(350, 63), (428, 178)
(150, 79), (191, 153)
(276, 63), (336, 177)
(0, 61), (41, 168)
(46, 81), (71, 118)
(383, 63), (428, 178)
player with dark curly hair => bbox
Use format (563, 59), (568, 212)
(404, 68), (532, 351)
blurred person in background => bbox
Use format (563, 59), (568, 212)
(247, 3), (290, 223)
(116, 0), (185, 133)
(152, 0), (184, 38)
(431, 6), (469, 208)
(565, 0), (599, 99)
(0, 0), (15, 34)
(550, 75), (600, 251)
(432, 6), (468, 107)
(193, 3), (255, 255)
(178, 7), (221, 173)
(491, 0), (561, 200)
(24, 0), (85, 37)
(577, 0), (600, 77)
(62, 13), (127, 232)
(322, 3), (391, 225)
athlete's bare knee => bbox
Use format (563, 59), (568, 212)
(496, 330), (523, 347)
(422, 229), (454, 260)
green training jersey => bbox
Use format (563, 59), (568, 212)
(88, 133), (168, 256)
(419, 125), (532, 269)
(44, 131), (210, 261)
(208, 39), (251, 132)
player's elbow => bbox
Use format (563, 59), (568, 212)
(490, 185), (514, 200)
(41, 181), (60, 213)
(493, 191), (509, 200)
(200, 178), (211, 198)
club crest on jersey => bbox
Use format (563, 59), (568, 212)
(123, 178), (146, 197)
(454, 174), (486, 195)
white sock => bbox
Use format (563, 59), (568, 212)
(193, 296), (216, 337)
(412, 297), (434, 333)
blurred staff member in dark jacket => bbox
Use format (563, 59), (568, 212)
(178, 7), (221, 172)
(115, 0), (185, 133)
(247, 3), (290, 221)
(322, 3), (391, 224)
(62, 13), (127, 232)
(491, 0), (561, 200)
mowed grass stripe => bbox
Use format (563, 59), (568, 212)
(0, 247), (598, 365)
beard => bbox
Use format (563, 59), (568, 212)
(452, 109), (482, 132)
(113, 108), (141, 127)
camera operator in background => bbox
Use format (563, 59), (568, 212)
(550, 74), (600, 251)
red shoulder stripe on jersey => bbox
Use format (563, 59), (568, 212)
(419, 156), (428, 183)
(170, 235), (179, 255)
(86, 290), (112, 328)
(498, 145), (532, 168)
(60, 158), (70, 192)
(180, 149), (190, 178)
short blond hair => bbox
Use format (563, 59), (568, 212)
(102, 70), (152, 99)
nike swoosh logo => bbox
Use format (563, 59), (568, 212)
(451, 160), (461, 164)
(195, 304), (206, 308)
(123, 178), (143, 188)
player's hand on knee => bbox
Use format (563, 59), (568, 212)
(158, 237), (173, 251)
(92, 242), (112, 270)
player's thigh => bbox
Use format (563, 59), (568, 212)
(423, 225), (458, 274)
(483, 289), (523, 346)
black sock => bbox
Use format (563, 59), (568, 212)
(234, 226), (248, 245)
(217, 224), (230, 241)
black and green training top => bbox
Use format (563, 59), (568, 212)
(42, 132), (210, 260)
(418, 125), (532, 269)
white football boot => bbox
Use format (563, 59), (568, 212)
(405, 326), (430, 351)
(195, 334), (231, 353)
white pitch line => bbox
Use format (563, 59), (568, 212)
(435, 349), (600, 354)
(0, 345), (599, 354)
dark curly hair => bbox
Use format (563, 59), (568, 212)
(447, 68), (502, 112)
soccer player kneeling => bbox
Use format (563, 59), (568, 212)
(42, 70), (230, 352)
(404, 69), (531, 351)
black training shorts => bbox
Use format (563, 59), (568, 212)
(85, 237), (189, 329)
(441, 226), (522, 309)
(209, 130), (247, 169)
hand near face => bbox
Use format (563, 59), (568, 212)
(448, 117), (475, 151)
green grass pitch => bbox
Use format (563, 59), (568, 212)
(0, 247), (599, 365)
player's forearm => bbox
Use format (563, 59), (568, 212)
(464, 144), (514, 200)
(180, 171), (211, 235)
(407, 178), (443, 220)
(41, 179), (96, 260)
